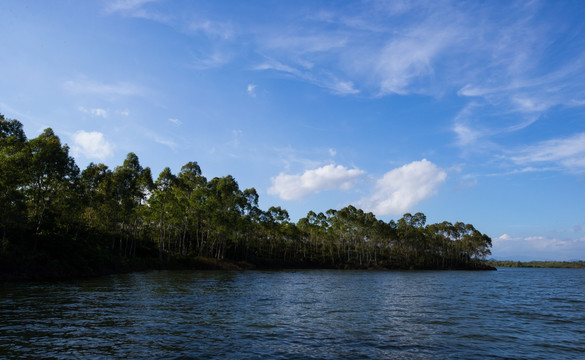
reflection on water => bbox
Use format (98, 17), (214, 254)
(1, 268), (585, 359)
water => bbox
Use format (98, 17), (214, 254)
(1, 268), (584, 359)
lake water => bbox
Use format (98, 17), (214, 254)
(1, 268), (584, 359)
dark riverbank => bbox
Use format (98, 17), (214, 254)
(1, 240), (495, 282)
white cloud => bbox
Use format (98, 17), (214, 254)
(168, 118), (181, 126)
(64, 79), (145, 97)
(106, 0), (156, 12)
(329, 80), (359, 95)
(79, 106), (108, 118)
(497, 234), (513, 241)
(105, 0), (169, 23)
(255, 59), (303, 77)
(328, 148), (337, 157)
(373, 28), (452, 95)
(510, 132), (585, 172)
(189, 19), (234, 39)
(72, 131), (114, 161)
(154, 136), (177, 149)
(190, 50), (232, 70)
(261, 33), (347, 54)
(230, 129), (242, 148)
(453, 122), (481, 147)
(357, 159), (447, 216)
(247, 84), (256, 97)
(268, 164), (365, 200)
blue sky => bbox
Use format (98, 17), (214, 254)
(2, 0), (585, 261)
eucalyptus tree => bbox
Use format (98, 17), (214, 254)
(148, 167), (178, 260)
(204, 175), (244, 259)
(25, 128), (79, 239)
(0, 116), (28, 241)
(80, 163), (115, 232)
(237, 187), (260, 260)
(175, 161), (207, 256)
(263, 206), (292, 261)
(396, 212), (429, 267)
(112, 152), (152, 257)
(297, 211), (324, 263)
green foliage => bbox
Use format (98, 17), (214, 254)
(0, 115), (496, 279)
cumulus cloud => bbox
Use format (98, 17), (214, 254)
(357, 159), (447, 216)
(268, 164), (365, 200)
(72, 131), (114, 161)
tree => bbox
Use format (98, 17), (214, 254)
(175, 161), (207, 256)
(112, 153), (152, 257)
(149, 167), (178, 261)
(0, 115), (28, 242)
(80, 163), (115, 231)
(25, 128), (79, 236)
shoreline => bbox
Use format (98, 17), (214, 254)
(1, 256), (496, 283)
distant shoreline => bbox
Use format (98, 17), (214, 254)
(487, 260), (585, 269)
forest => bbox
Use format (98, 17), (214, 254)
(1, 114), (494, 280)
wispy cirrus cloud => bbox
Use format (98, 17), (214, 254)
(190, 49), (232, 70)
(64, 79), (146, 97)
(102, 0), (585, 106)
(105, 0), (156, 12)
(105, 0), (169, 23)
(255, 59), (358, 95)
(188, 19), (234, 39)
(168, 118), (181, 126)
(509, 132), (585, 172)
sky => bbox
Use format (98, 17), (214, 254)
(2, 0), (585, 261)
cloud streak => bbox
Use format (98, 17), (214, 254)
(79, 107), (108, 118)
(64, 79), (145, 97)
(510, 132), (585, 172)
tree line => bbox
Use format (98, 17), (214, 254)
(0, 114), (493, 277)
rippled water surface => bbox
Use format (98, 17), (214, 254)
(1, 268), (585, 359)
